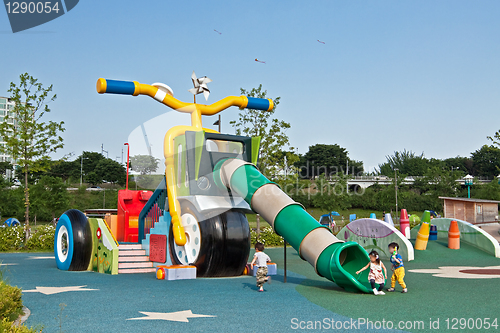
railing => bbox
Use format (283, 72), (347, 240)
(138, 177), (167, 242)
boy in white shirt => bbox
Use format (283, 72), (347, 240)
(250, 242), (271, 292)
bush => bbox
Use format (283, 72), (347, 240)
(25, 225), (55, 251)
(0, 281), (22, 322)
(251, 226), (284, 247)
(0, 225), (55, 252)
(0, 227), (24, 251)
(0, 316), (43, 332)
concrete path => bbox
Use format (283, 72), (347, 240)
(478, 223), (500, 242)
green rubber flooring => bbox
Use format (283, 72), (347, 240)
(1, 239), (499, 332)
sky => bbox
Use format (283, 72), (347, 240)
(1, 0), (499, 173)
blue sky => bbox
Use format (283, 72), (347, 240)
(1, 0), (499, 172)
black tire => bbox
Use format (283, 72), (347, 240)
(169, 203), (250, 277)
(54, 209), (92, 271)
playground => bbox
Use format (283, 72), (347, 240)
(2, 76), (500, 333)
(1, 238), (499, 332)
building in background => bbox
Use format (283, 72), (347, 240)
(440, 197), (499, 224)
(0, 96), (17, 178)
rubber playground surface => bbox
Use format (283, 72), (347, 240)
(1, 239), (500, 333)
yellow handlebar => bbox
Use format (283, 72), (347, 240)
(96, 78), (274, 116)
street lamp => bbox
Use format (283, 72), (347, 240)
(464, 174), (473, 198)
(394, 168), (399, 223)
(451, 166), (459, 172)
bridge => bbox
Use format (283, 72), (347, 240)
(344, 176), (492, 189)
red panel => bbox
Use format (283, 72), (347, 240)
(150, 234), (167, 263)
(117, 189), (153, 243)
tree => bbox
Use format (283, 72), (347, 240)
(297, 144), (363, 179)
(442, 156), (473, 175)
(487, 129), (500, 148)
(230, 84), (291, 177)
(311, 174), (351, 212)
(94, 159), (126, 184)
(48, 159), (80, 181)
(130, 155), (159, 175)
(377, 149), (428, 176)
(0, 73), (65, 237)
(30, 176), (69, 221)
(471, 145), (500, 178)
(80, 151), (105, 176)
(0, 161), (13, 175)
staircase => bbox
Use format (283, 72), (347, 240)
(118, 244), (155, 274)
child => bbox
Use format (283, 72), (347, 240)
(387, 242), (407, 293)
(250, 242), (271, 292)
(356, 250), (387, 295)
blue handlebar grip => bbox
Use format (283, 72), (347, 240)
(246, 97), (273, 111)
(96, 78), (136, 95)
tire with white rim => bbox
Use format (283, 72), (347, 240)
(54, 209), (92, 271)
(169, 203), (250, 277)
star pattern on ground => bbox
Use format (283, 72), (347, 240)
(127, 310), (216, 322)
(23, 285), (99, 295)
(409, 266), (500, 279)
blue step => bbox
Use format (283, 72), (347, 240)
(142, 214), (172, 266)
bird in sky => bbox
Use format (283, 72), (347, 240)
(255, 58), (266, 64)
(317, 39), (325, 44)
(214, 29), (222, 35)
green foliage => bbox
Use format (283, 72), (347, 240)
(30, 176), (69, 221)
(0, 162), (13, 176)
(0, 73), (65, 228)
(0, 319), (42, 333)
(0, 270), (41, 333)
(0, 281), (22, 322)
(0, 225), (55, 251)
(250, 226), (284, 247)
(130, 155), (159, 175)
(487, 129), (500, 148)
(93, 159), (126, 185)
(473, 177), (500, 201)
(68, 187), (118, 212)
(378, 149), (428, 176)
(0, 227), (25, 251)
(312, 174), (351, 212)
(47, 160), (79, 181)
(471, 145), (500, 178)
(230, 84), (291, 177)
(25, 225), (55, 250)
(0, 183), (25, 219)
(298, 144), (363, 178)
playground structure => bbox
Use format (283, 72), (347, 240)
(54, 75), (375, 293)
(410, 217), (500, 257)
(337, 218), (414, 262)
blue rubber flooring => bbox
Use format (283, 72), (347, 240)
(1, 250), (401, 333)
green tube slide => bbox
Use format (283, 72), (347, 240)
(216, 159), (374, 293)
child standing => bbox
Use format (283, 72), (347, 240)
(356, 250), (388, 295)
(250, 242), (271, 292)
(387, 242), (407, 293)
